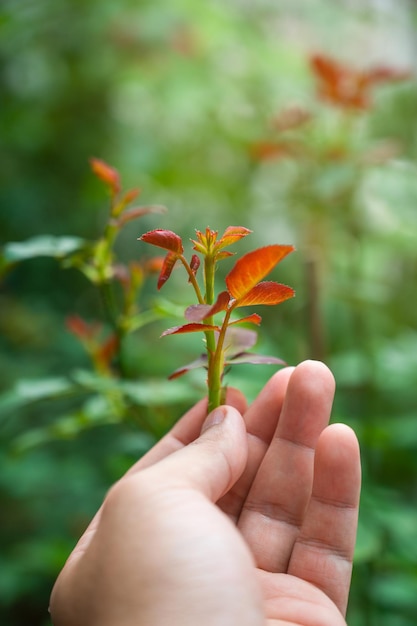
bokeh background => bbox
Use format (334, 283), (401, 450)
(1, 1), (417, 624)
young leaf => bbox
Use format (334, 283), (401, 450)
(226, 245), (294, 300)
(161, 323), (220, 337)
(235, 281), (295, 308)
(226, 353), (286, 366)
(113, 205), (166, 228)
(139, 229), (184, 254)
(90, 158), (121, 194)
(215, 226), (252, 250)
(229, 313), (262, 326)
(168, 355), (208, 380)
(157, 251), (178, 290)
(185, 291), (230, 322)
(222, 327), (258, 355)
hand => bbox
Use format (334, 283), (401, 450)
(50, 360), (361, 626)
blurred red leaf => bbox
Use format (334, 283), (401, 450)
(139, 229), (184, 254)
(236, 281), (295, 307)
(250, 141), (293, 161)
(185, 291), (230, 322)
(114, 205), (166, 228)
(66, 315), (101, 341)
(157, 251), (178, 290)
(161, 322), (220, 337)
(144, 256), (165, 275)
(310, 54), (411, 110)
(272, 106), (312, 132)
(226, 245), (294, 301)
(90, 158), (121, 194)
(97, 334), (119, 369)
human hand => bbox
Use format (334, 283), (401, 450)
(50, 360), (361, 626)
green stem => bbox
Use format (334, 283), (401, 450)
(207, 307), (233, 413)
(179, 256), (205, 304)
(203, 255), (218, 410)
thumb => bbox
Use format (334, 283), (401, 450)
(147, 405), (248, 503)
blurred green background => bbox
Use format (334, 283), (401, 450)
(1, 0), (417, 624)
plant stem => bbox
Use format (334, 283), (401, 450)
(203, 255), (219, 411)
(179, 256), (205, 304)
(207, 307), (232, 413)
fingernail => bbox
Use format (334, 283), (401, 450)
(201, 407), (227, 433)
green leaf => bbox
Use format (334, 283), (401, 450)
(0, 377), (82, 422)
(1, 235), (86, 265)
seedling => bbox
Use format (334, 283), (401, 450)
(139, 227), (295, 412)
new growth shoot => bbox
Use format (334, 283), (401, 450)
(139, 227), (295, 413)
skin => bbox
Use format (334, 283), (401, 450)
(50, 360), (361, 626)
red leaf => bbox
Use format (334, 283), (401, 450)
(250, 141), (293, 161)
(185, 291), (230, 322)
(226, 245), (294, 300)
(115, 205), (166, 227)
(229, 313), (262, 326)
(226, 352), (286, 366)
(310, 54), (370, 109)
(157, 251), (178, 290)
(66, 315), (101, 341)
(161, 323), (220, 337)
(139, 229), (184, 254)
(215, 226), (252, 250)
(97, 334), (119, 368)
(167, 355), (208, 379)
(188, 254), (200, 282)
(365, 66), (412, 84)
(90, 158), (121, 194)
(236, 282), (295, 307)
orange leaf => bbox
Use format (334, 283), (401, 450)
(235, 282), (295, 307)
(161, 323), (220, 337)
(226, 245), (294, 301)
(157, 251), (178, 290)
(139, 229), (184, 254)
(310, 54), (370, 109)
(250, 141), (293, 161)
(66, 315), (101, 341)
(229, 313), (262, 326)
(215, 226), (252, 250)
(90, 158), (121, 194)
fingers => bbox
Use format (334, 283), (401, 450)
(125, 387), (247, 475)
(136, 405), (249, 503)
(288, 423), (361, 616)
(64, 389), (247, 564)
(238, 360), (336, 571)
(217, 366), (294, 521)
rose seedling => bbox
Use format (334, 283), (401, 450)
(140, 227), (295, 412)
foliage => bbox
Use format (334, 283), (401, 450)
(140, 226), (294, 410)
(1, 1), (417, 625)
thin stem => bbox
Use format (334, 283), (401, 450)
(179, 255), (205, 304)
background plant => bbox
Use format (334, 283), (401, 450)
(1, 1), (417, 625)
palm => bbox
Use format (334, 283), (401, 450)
(260, 572), (347, 626)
